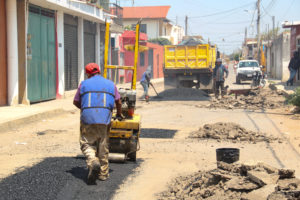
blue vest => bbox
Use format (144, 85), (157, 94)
(80, 75), (115, 125)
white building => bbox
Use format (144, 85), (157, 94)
(122, 6), (184, 45)
(5, 0), (113, 105)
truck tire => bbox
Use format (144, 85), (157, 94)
(236, 76), (241, 84)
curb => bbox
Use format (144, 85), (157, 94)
(0, 108), (76, 134)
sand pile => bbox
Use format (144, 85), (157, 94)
(153, 88), (210, 101)
(159, 162), (299, 200)
(189, 122), (281, 143)
(201, 88), (286, 110)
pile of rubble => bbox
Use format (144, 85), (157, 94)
(159, 161), (299, 200)
(189, 122), (281, 143)
(201, 88), (286, 110)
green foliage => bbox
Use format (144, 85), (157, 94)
(259, 28), (280, 40)
(287, 87), (300, 107)
(148, 38), (172, 46)
(124, 25), (133, 31)
(234, 54), (240, 61)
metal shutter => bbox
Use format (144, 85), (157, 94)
(64, 14), (78, 91)
(84, 20), (96, 67)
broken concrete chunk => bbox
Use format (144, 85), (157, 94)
(277, 178), (300, 191)
(241, 184), (276, 200)
(278, 169), (295, 179)
(267, 192), (288, 200)
(226, 177), (259, 191)
(257, 162), (279, 174)
(247, 170), (279, 186)
(217, 161), (233, 171)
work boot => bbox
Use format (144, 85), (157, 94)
(98, 174), (109, 181)
(87, 160), (100, 185)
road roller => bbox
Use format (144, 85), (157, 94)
(103, 21), (141, 162)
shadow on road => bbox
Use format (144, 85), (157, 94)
(140, 128), (178, 139)
(0, 156), (141, 200)
(150, 88), (211, 102)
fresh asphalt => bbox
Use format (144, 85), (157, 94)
(0, 156), (141, 200)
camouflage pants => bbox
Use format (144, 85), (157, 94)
(80, 123), (110, 179)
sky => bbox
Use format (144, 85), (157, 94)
(119, 0), (300, 54)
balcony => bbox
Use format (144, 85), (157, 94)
(110, 3), (123, 26)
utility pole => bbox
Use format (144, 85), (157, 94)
(244, 27), (247, 43)
(185, 15), (188, 36)
(257, 0), (261, 63)
(272, 16), (275, 40)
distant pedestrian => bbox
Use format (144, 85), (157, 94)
(140, 69), (151, 101)
(213, 58), (229, 99)
(287, 51), (300, 86)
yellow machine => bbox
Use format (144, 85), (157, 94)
(164, 44), (217, 90)
(103, 21), (141, 162)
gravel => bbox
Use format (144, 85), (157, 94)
(189, 122), (282, 143)
(0, 156), (140, 200)
(199, 88), (286, 110)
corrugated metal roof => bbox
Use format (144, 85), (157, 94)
(123, 6), (170, 19)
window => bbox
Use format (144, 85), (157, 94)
(131, 24), (147, 33)
(140, 52), (145, 66)
(140, 24), (147, 34)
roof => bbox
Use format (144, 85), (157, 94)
(123, 6), (170, 19)
(282, 21), (300, 28)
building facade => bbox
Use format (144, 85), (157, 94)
(3, 0), (112, 106)
(283, 21), (300, 82)
(120, 30), (164, 83)
(0, 0), (7, 106)
(266, 32), (291, 81)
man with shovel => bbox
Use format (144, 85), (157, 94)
(140, 69), (152, 101)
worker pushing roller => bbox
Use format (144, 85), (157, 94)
(73, 21), (142, 185)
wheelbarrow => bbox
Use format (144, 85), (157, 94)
(228, 88), (252, 99)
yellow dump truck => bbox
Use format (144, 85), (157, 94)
(164, 44), (217, 90)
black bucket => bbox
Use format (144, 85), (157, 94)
(216, 148), (240, 164)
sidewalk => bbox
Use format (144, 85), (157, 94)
(0, 78), (164, 132)
(268, 79), (300, 97)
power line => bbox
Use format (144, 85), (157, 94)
(282, 0), (296, 18)
(189, 2), (255, 18)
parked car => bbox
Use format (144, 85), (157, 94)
(236, 60), (261, 84)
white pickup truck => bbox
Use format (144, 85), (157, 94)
(235, 60), (261, 84)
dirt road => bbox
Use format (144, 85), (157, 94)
(0, 63), (299, 200)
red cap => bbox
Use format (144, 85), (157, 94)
(85, 63), (100, 75)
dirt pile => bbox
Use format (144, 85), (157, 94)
(153, 88), (210, 101)
(189, 122), (281, 143)
(159, 162), (299, 200)
(201, 88), (286, 110)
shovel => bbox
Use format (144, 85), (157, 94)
(149, 82), (160, 97)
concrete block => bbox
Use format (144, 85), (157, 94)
(241, 184), (276, 200)
(226, 177), (259, 191)
(248, 171), (279, 186)
(278, 169), (295, 179)
(257, 162), (279, 174)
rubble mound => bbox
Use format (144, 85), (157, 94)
(153, 88), (210, 101)
(189, 122), (281, 143)
(201, 88), (286, 110)
(159, 162), (299, 200)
